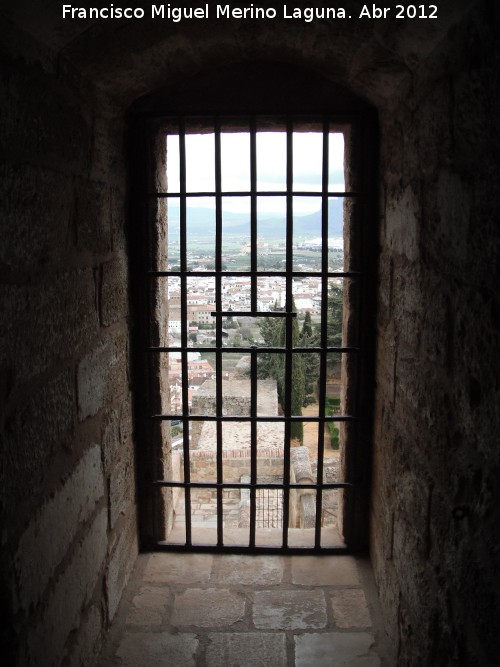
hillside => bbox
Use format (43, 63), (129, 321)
(167, 198), (343, 239)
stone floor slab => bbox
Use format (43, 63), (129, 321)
(206, 632), (287, 666)
(115, 632), (198, 667)
(291, 555), (360, 586)
(294, 632), (380, 666)
(331, 589), (372, 628)
(253, 589), (327, 630)
(143, 553), (213, 584)
(125, 586), (166, 626)
(172, 588), (245, 628)
(212, 554), (284, 586)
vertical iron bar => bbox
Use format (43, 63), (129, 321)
(250, 117), (258, 313)
(249, 351), (257, 547)
(315, 117), (330, 548)
(179, 119), (192, 547)
(249, 118), (258, 546)
(146, 122), (157, 539)
(214, 118), (224, 547)
(281, 119), (294, 547)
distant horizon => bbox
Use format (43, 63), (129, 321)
(166, 131), (345, 214)
(166, 197), (344, 238)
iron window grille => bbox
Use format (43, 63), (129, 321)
(138, 114), (375, 554)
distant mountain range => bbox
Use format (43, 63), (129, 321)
(167, 198), (343, 239)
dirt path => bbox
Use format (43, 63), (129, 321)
(292, 403), (339, 462)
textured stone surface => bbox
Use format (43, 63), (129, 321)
(15, 446), (105, 611)
(125, 586), (166, 626)
(211, 554), (284, 585)
(108, 442), (134, 529)
(2, 269), (99, 383)
(0, 368), (74, 517)
(100, 255), (128, 327)
(101, 407), (120, 472)
(143, 553), (213, 584)
(67, 605), (103, 667)
(115, 632), (198, 667)
(106, 516), (138, 622)
(206, 632), (287, 667)
(77, 335), (128, 421)
(0, 163), (73, 272)
(295, 632), (380, 666)
(291, 556), (360, 587)
(0, 18), (135, 667)
(253, 590), (327, 630)
(25, 510), (108, 667)
(331, 589), (372, 629)
(98, 554), (388, 666)
(172, 588), (245, 628)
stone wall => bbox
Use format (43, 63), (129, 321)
(187, 447), (286, 482)
(0, 22), (137, 667)
(371, 3), (500, 663)
(1, 2), (498, 665)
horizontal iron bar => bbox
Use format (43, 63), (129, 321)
(147, 270), (361, 278)
(154, 542), (352, 555)
(150, 414), (355, 422)
(147, 346), (360, 354)
(211, 310), (297, 318)
(148, 190), (360, 198)
(153, 481), (353, 490)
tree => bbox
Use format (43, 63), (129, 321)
(257, 299), (305, 443)
(189, 332), (197, 344)
(300, 311), (320, 400)
(301, 310), (313, 338)
(327, 282), (344, 379)
(327, 283), (343, 347)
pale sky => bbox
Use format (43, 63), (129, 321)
(166, 132), (344, 215)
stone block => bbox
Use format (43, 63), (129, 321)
(108, 443), (134, 528)
(143, 552), (213, 584)
(106, 516), (138, 621)
(125, 586), (166, 626)
(3, 269), (98, 383)
(172, 588), (245, 628)
(119, 394), (134, 446)
(252, 589), (327, 630)
(100, 255), (128, 327)
(110, 186), (128, 252)
(294, 632), (380, 666)
(212, 554), (284, 585)
(0, 162), (73, 271)
(67, 604), (103, 667)
(0, 64), (89, 171)
(101, 407), (120, 472)
(26, 510), (108, 667)
(291, 556), (360, 586)
(114, 632), (198, 667)
(1, 368), (74, 517)
(331, 589), (372, 628)
(206, 633), (286, 667)
(75, 178), (111, 254)
(15, 446), (105, 612)
(385, 185), (419, 262)
(77, 334), (128, 421)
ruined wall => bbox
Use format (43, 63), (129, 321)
(0, 22), (137, 666)
(371, 3), (500, 663)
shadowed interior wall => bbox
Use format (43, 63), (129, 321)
(371, 5), (500, 663)
(0, 23), (137, 666)
(1, 1), (499, 665)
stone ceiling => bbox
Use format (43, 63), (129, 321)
(1, 0), (480, 107)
